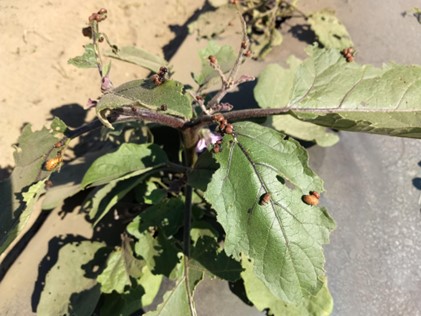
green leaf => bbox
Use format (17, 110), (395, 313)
(286, 46), (421, 138)
(99, 265), (162, 316)
(100, 285), (144, 316)
(0, 180), (46, 253)
(37, 241), (105, 316)
(308, 9), (353, 50)
(251, 29), (284, 59)
(138, 265), (163, 306)
(127, 198), (184, 277)
(135, 197), (185, 237)
(188, 4), (237, 39)
(255, 58), (338, 146)
(204, 121), (335, 303)
(190, 223), (242, 282)
(50, 117), (68, 134)
(193, 41), (237, 87)
(68, 43), (97, 68)
(1, 124), (59, 253)
(241, 256), (333, 315)
(82, 143), (167, 188)
(97, 236), (144, 294)
(144, 255), (200, 316)
(271, 116), (339, 147)
(132, 232), (180, 277)
(96, 79), (192, 129)
(84, 169), (150, 224)
(105, 46), (168, 73)
(255, 57), (302, 108)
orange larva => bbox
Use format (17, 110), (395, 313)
(44, 155), (63, 171)
(224, 124), (234, 134)
(302, 194), (319, 206)
(212, 113), (225, 122)
(259, 193), (271, 205)
(208, 55), (217, 64)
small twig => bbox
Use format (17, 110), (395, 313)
(206, 14), (252, 111)
(188, 91), (210, 115)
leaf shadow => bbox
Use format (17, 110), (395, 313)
(288, 24), (318, 45)
(49, 103), (87, 128)
(30, 234), (87, 312)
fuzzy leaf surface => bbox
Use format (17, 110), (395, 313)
(97, 236), (144, 294)
(260, 46), (421, 138)
(82, 143), (167, 188)
(105, 46), (168, 73)
(255, 59), (339, 146)
(68, 44), (97, 68)
(241, 256), (333, 315)
(127, 198), (184, 276)
(204, 121), (335, 302)
(144, 256), (201, 316)
(96, 79), (192, 129)
(99, 265), (162, 316)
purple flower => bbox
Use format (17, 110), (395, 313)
(101, 75), (113, 93)
(85, 98), (98, 109)
(195, 130), (222, 153)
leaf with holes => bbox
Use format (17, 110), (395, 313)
(68, 44), (97, 68)
(204, 121), (335, 303)
(308, 9), (353, 50)
(97, 236), (144, 294)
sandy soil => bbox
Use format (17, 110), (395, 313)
(0, 0), (202, 170)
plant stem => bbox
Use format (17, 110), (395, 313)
(183, 184), (193, 257)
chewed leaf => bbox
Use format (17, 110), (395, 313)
(204, 122), (335, 303)
(68, 43), (97, 68)
(308, 9), (353, 50)
(193, 41), (237, 87)
(188, 4), (237, 39)
(105, 46), (168, 73)
(97, 237), (144, 294)
(96, 79), (192, 129)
